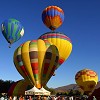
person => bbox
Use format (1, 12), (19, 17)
(93, 96), (97, 100)
(37, 95), (41, 100)
(47, 96), (52, 100)
(29, 96), (32, 100)
(19, 95), (24, 100)
(13, 96), (17, 100)
(70, 96), (73, 100)
(43, 96), (47, 100)
(69, 96), (72, 100)
(0, 96), (4, 100)
(52, 96), (57, 100)
(9, 96), (13, 100)
(61, 96), (65, 100)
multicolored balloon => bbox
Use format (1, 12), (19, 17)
(8, 80), (32, 96)
(39, 32), (72, 67)
(75, 69), (98, 95)
(1, 18), (24, 47)
(42, 6), (64, 31)
(14, 39), (59, 88)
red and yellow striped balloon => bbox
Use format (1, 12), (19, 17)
(14, 39), (59, 88)
(75, 69), (98, 95)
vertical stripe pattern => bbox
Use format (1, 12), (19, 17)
(14, 39), (59, 88)
(42, 6), (64, 30)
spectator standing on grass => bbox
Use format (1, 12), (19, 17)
(93, 96), (97, 100)
(0, 96), (4, 100)
(8, 96), (13, 100)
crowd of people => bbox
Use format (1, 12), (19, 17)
(0, 95), (97, 100)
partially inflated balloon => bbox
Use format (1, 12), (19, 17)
(14, 39), (59, 88)
(75, 69), (98, 95)
(39, 32), (72, 67)
(1, 18), (24, 47)
(8, 80), (32, 96)
(42, 6), (64, 31)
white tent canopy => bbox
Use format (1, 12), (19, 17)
(40, 87), (51, 96)
(25, 86), (43, 95)
(25, 86), (51, 96)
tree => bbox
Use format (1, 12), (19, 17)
(68, 89), (74, 96)
(0, 80), (15, 93)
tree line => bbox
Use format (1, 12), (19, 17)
(0, 79), (15, 93)
(0, 79), (82, 97)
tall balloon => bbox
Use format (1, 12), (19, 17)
(14, 39), (59, 88)
(75, 69), (98, 95)
(42, 6), (64, 31)
(39, 32), (72, 67)
(1, 18), (24, 47)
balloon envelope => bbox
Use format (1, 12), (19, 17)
(1, 18), (24, 47)
(8, 80), (32, 96)
(14, 39), (59, 88)
(39, 32), (72, 67)
(75, 69), (98, 95)
(42, 6), (64, 31)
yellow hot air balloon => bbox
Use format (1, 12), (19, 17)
(14, 39), (59, 89)
(39, 32), (72, 67)
(75, 69), (98, 95)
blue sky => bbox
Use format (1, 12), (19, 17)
(0, 0), (100, 88)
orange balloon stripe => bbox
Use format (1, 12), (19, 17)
(44, 15), (63, 24)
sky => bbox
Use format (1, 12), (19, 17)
(0, 0), (100, 88)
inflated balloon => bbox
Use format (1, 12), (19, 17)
(14, 39), (59, 88)
(39, 32), (72, 67)
(42, 6), (64, 31)
(8, 80), (32, 96)
(75, 69), (98, 95)
(1, 18), (24, 47)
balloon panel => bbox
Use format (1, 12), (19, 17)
(79, 81), (96, 92)
(8, 82), (18, 96)
(41, 45), (59, 86)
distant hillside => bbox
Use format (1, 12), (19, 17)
(54, 84), (79, 92)
(54, 81), (100, 93)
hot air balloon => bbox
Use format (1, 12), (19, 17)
(14, 39), (59, 89)
(1, 18), (24, 48)
(8, 79), (32, 96)
(39, 32), (72, 67)
(75, 69), (98, 95)
(42, 6), (64, 31)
